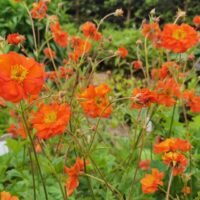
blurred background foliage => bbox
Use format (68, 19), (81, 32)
(0, 0), (200, 35)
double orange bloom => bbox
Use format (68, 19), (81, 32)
(79, 84), (112, 118)
(0, 52), (44, 103)
(32, 103), (71, 139)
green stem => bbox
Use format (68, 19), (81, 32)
(168, 104), (176, 137)
(28, 148), (37, 200)
(20, 102), (49, 200)
(166, 169), (174, 200)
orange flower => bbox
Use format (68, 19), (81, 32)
(0, 191), (19, 200)
(81, 22), (102, 41)
(161, 24), (199, 53)
(79, 84), (112, 118)
(117, 47), (128, 58)
(182, 186), (191, 195)
(69, 36), (92, 62)
(0, 52), (44, 103)
(51, 23), (68, 47)
(64, 157), (88, 196)
(155, 78), (180, 107)
(32, 103), (71, 139)
(7, 33), (25, 45)
(183, 90), (200, 112)
(131, 88), (157, 109)
(142, 23), (162, 47)
(133, 60), (143, 70)
(162, 152), (188, 176)
(193, 16), (200, 26)
(46, 71), (58, 81)
(151, 62), (180, 80)
(140, 168), (164, 194)
(139, 159), (150, 170)
(43, 47), (56, 59)
(31, 0), (48, 20)
(154, 138), (191, 154)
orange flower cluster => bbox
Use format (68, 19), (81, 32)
(140, 168), (164, 194)
(79, 84), (112, 118)
(81, 22), (102, 41)
(183, 90), (200, 112)
(0, 191), (19, 200)
(51, 23), (68, 47)
(154, 138), (192, 153)
(31, 0), (48, 20)
(43, 47), (56, 59)
(161, 24), (199, 53)
(0, 52), (44, 103)
(64, 158), (88, 196)
(162, 152), (188, 176)
(142, 23), (199, 53)
(131, 88), (157, 109)
(7, 33), (25, 45)
(117, 47), (128, 58)
(32, 103), (70, 139)
(69, 36), (91, 62)
(154, 138), (191, 176)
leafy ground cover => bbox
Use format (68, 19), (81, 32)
(0, 1), (200, 200)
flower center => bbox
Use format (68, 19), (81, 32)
(172, 29), (186, 40)
(11, 65), (28, 83)
(44, 111), (57, 123)
(95, 97), (103, 105)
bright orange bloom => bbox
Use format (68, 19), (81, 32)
(151, 62), (180, 80)
(139, 159), (150, 170)
(140, 168), (164, 194)
(133, 60), (143, 70)
(117, 47), (128, 58)
(43, 47), (56, 59)
(0, 52), (44, 103)
(7, 33), (25, 45)
(161, 24), (199, 53)
(155, 78), (180, 107)
(79, 84), (112, 118)
(154, 138), (191, 154)
(162, 152), (188, 176)
(160, 62), (179, 79)
(142, 23), (162, 47)
(131, 88), (157, 109)
(69, 37), (92, 62)
(31, 0), (48, 20)
(51, 23), (68, 47)
(81, 22), (102, 41)
(64, 157), (88, 196)
(0, 191), (19, 200)
(182, 186), (191, 195)
(183, 90), (200, 112)
(46, 71), (58, 81)
(32, 103), (71, 139)
(193, 16), (200, 26)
